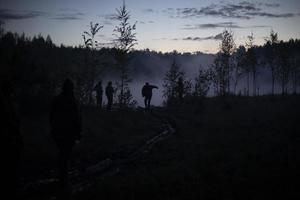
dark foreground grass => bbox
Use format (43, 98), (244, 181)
(20, 107), (163, 182)
(74, 96), (300, 200)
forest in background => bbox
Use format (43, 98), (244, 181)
(1, 4), (300, 111)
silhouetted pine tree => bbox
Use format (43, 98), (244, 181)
(0, 20), (4, 37)
(264, 30), (279, 95)
(81, 22), (104, 105)
(163, 59), (185, 105)
(289, 39), (300, 94)
(245, 33), (258, 96)
(113, 0), (137, 108)
(276, 41), (291, 94)
(194, 67), (212, 97)
(213, 29), (235, 96)
(232, 45), (247, 95)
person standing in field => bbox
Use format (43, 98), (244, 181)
(94, 80), (103, 108)
(105, 81), (114, 110)
(50, 78), (81, 199)
(1, 80), (23, 199)
(142, 82), (158, 109)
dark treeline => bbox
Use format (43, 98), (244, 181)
(210, 30), (300, 97)
(153, 29), (300, 106)
(0, 29), (213, 111)
(1, 23), (300, 111)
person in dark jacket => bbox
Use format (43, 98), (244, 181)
(105, 81), (114, 110)
(142, 82), (158, 109)
(50, 78), (81, 198)
(94, 81), (103, 108)
(1, 80), (22, 199)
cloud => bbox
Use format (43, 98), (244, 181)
(250, 25), (271, 28)
(0, 8), (86, 21)
(142, 8), (155, 13)
(98, 13), (118, 26)
(99, 14), (118, 21)
(163, 1), (295, 20)
(246, 12), (294, 18)
(59, 8), (80, 12)
(102, 21), (113, 25)
(260, 3), (280, 8)
(0, 9), (47, 20)
(182, 22), (269, 30)
(52, 12), (85, 20)
(175, 33), (223, 41)
(182, 22), (242, 29)
(138, 20), (154, 25)
(163, 3), (257, 19)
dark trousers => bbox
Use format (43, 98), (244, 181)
(96, 96), (102, 108)
(144, 96), (152, 108)
(107, 96), (113, 110)
(57, 143), (74, 199)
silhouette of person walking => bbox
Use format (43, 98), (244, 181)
(142, 82), (158, 109)
(1, 80), (23, 199)
(105, 81), (114, 110)
(50, 79), (81, 199)
(94, 81), (103, 108)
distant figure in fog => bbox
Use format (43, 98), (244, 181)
(142, 82), (158, 109)
(105, 81), (114, 110)
(50, 78), (81, 199)
(94, 81), (103, 108)
(0, 80), (23, 198)
(177, 77), (184, 102)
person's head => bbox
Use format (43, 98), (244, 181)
(145, 82), (149, 86)
(62, 78), (74, 96)
(98, 80), (102, 85)
(108, 81), (112, 86)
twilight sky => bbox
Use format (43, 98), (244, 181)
(1, 0), (300, 53)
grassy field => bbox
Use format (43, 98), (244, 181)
(74, 96), (299, 200)
(20, 107), (163, 182)
(19, 96), (300, 199)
